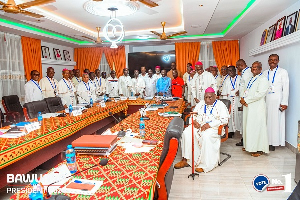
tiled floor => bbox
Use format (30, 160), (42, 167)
(169, 134), (297, 200)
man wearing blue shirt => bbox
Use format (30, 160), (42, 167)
(156, 70), (171, 97)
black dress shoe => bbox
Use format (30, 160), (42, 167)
(269, 145), (275, 151)
(228, 132), (234, 138)
(236, 138), (243, 146)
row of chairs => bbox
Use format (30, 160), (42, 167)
(1, 95), (65, 124)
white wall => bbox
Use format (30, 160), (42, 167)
(41, 41), (74, 80)
(240, 1), (300, 148)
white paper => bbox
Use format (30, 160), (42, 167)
(120, 96), (128, 101)
(60, 179), (103, 195)
(72, 110), (82, 116)
(0, 131), (27, 138)
(124, 145), (155, 153)
(42, 113), (60, 118)
(40, 164), (71, 194)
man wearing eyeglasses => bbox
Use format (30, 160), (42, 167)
(24, 70), (43, 103)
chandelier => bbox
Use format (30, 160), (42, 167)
(103, 7), (125, 48)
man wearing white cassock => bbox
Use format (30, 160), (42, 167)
(187, 70), (196, 107)
(77, 73), (97, 104)
(58, 69), (76, 107)
(191, 61), (217, 105)
(88, 72), (98, 96)
(222, 66), (241, 133)
(145, 69), (157, 97)
(131, 70), (145, 98)
(95, 70), (106, 96)
(118, 68), (132, 97)
(183, 63), (192, 100)
(217, 66), (229, 99)
(106, 71), (119, 97)
(39, 67), (59, 98)
(24, 70), (43, 103)
(174, 87), (229, 173)
(263, 54), (289, 151)
(240, 61), (269, 157)
(153, 66), (162, 80)
(72, 69), (82, 88)
(210, 66), (222, 89)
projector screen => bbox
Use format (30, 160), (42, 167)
(128, 51), (175, 77)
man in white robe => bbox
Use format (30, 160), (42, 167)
(58, 69), (76, 107)
(72, 69), (82, 88)
(191, 61), (217, 105)
(153, 66), (162, 80)
(183, 63), (192, 100)
(217, 66), (229, 99)
(131, 70), (145, 98)
(88, 72), (98, 96)
(222, 66), (242, 133)
(187, 70), (196, 107)
(210, 66), (222, 89)
(236, 59), (253, 146)
(240, 61), (269, 157)
(139, 66), (148, 83)
(77, 73), (97, 104)
(174, 87), (230, 173)
(145, 69), (157, 97)
(118, 68), (132, 97)
(263, 54), (289, 151)
(106, 71), (119, 97)
(39, 67), (59, 98)
(24, 70), (43, 103)
(95, 70), (106, 96)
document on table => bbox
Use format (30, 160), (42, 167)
(124, 145), (155, 153)
(40, 164), (71, 194)
(0, 131), (27, 138)
(61, 179), (103, 195)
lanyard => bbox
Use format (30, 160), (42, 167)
(221, 74), (229, 87)
(242, 67), (249, 76)
(247, 73), (262, 89)
(31, 79), (42, 93)
(63, 78), (72, 91)
(46, 76), (56, 90)
(230, 75), (238, 90)
(267, 66), (278, 84)
(215, 75), (218, 80)
(75, 77), (81, 83)
(90, 79), (97, 88)
(84, 81), (90, 91)
(96, 77), (101, 86)
(189, 75), (190, 82)
(204, 100), (217, 115)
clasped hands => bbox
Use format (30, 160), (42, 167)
(193, 120), (210, 131)
(240, 98), (248, 107)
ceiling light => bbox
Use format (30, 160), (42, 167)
(138, 35), (150, 39)
(199, 4), (203, 7)
(191, 25), (200, 28)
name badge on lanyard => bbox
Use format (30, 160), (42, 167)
(268, 66), (278, 94)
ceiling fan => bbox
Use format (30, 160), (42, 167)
(81, 27), (102, 44)
(151, 22), (187, 40)
(92, 0), (158, 8)
(0, 0), (55, 18)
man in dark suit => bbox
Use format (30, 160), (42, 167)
(285, 17), (294, 36)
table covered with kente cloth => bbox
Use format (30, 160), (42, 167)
(0, 101), (128, 169)
(9, 99), (185, 200)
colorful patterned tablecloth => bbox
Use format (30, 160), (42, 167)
(9, 99), (185, 200)
(0, 101), (128, 169)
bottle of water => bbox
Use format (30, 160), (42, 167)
(37, 112), (42, 126)
(29, 179), (43, 200)
(139, 118), (145, 138)
(69, 104), (73, 115)
(90, 97), (93, 107)
(65, 145), (77, 174)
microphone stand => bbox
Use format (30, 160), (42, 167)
(45, 159), (108, 199)
(188, 112), (199, 180)
(108, 112), (125, 137)
(77, 94), (91, 108)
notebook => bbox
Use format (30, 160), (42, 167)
(72, 135), (118, 148)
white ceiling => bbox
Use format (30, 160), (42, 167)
(0, 0), (298, 47)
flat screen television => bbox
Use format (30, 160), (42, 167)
(128, 51), (175, 77)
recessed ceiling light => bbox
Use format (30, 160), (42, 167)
(191, 25), (201, 28)
(199, 4), (203, 7)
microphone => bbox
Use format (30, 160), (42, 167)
(108, 112), (126, 137)
(106, 87), (115, 98)
(45, 159), (108, 199)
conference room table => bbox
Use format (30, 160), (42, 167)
(9, 98), (185, 200)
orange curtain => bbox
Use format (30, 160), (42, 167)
(21, 36), (42, 81)
(104, 46), (126, 78)
(74, 47), (103, 74)
(175, 42), (201, 74)
(212, 40), (240, 71)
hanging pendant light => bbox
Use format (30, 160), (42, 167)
(103, 7), (125, 48)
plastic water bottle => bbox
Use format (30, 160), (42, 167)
(131, 91), (133, 97)
(139, 118), (145, 138)
(37, 112), (42, 126)
(104, 94), (108, 102)
(69, 104), (73, 115)
(65, 145), (77, 174)
(29, 179), (43, 200)
(90, 97), (93, 107)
